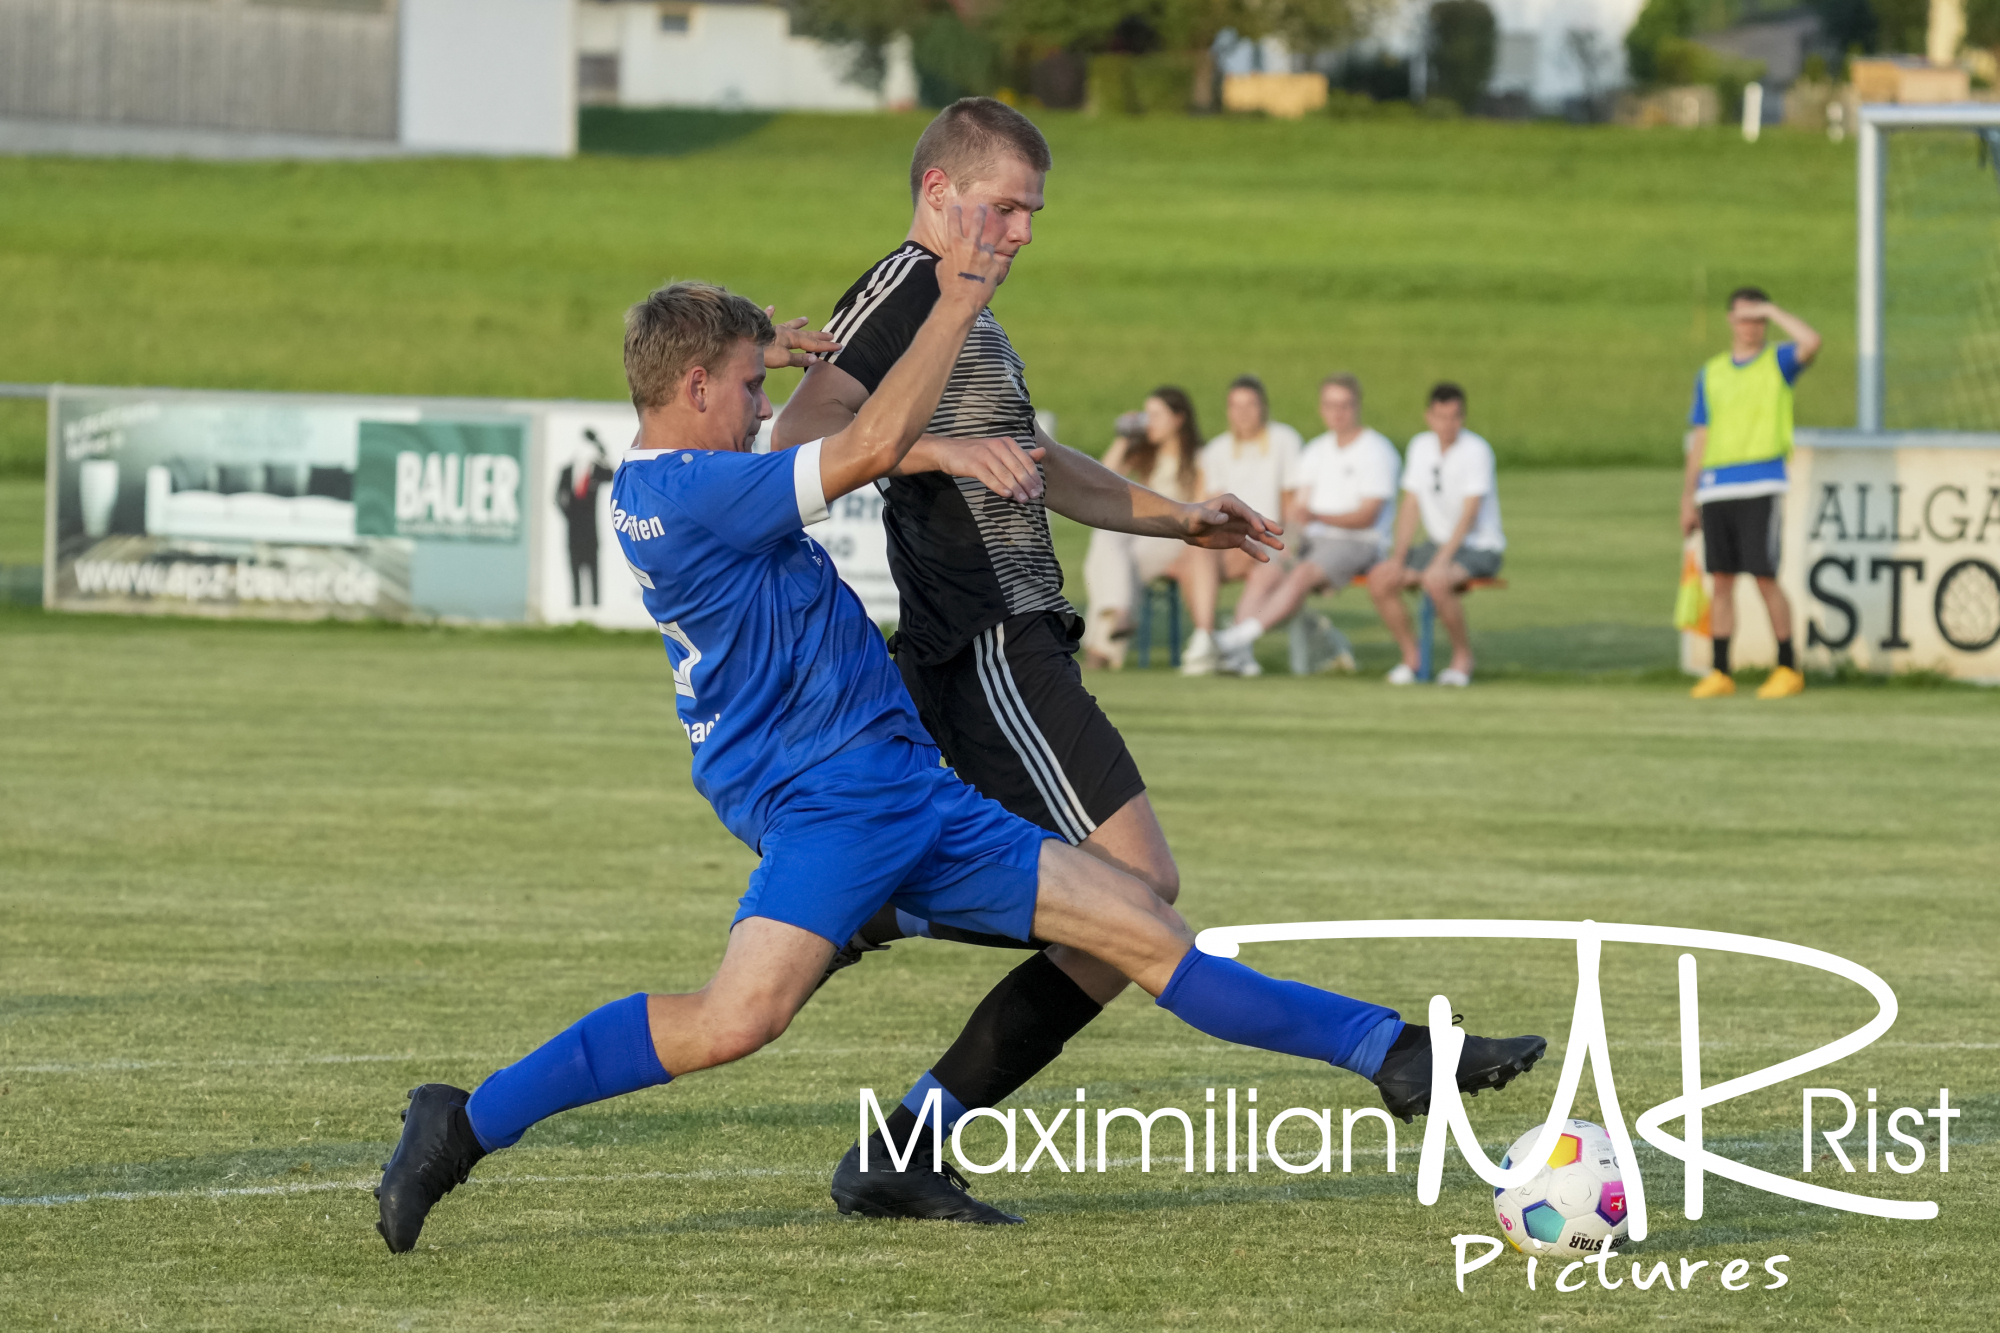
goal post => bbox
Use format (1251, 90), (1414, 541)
(1855, 102), (2000, 434)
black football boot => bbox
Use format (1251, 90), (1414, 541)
(375, 1083), (487, 1253)
(1372, 1020), (1547, 1123)
(830, 1137), (1023, 1224)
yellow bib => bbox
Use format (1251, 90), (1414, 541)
(1700, 345), (1792, 471)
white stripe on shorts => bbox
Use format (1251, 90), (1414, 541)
(971, 624), (1097, 844)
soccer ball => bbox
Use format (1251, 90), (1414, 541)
(1492, 1118), (1630, 1256)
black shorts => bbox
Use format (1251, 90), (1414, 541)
(1701, 494), (1782, 578)
(896, 612), (1146, 845)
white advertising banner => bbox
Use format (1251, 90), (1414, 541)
(532, 405), (899, 629)
(533, 403), (650, 629)
(1785, 434), (2000, 680)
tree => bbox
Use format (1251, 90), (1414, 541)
(1427, 0), (1496, 109)
(992, 0), (1383, 108)
(788, 0), (934, 91)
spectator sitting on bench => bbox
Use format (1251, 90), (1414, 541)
(1215, 373), (1399, 676)
(1180, 374), (1302, 675)
(1080, 389), (1205, 669)
(1366, 382), (1505, 688)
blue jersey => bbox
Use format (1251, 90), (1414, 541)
(611, 441), (929, 850)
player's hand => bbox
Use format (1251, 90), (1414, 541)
(935, 204), (1010, 312)
(1680, 496), (1700, 536)
(1178, 493), (1284, 560)
(934, 436), (1047, 503)
(1731, 299), (1775, 321)
(762, 309), (841, 369)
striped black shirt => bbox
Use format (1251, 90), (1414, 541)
(821, 242), (1074, 664)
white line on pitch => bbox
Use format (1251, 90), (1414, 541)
(0, 1166), (811, 1209)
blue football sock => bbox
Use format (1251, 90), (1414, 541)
(1155, 950), (1403, 1078)
(465, 993), (671, 1152)
(900, 1069), (970, 1133)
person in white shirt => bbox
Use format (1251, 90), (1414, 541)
(1366, 383), (1504, 687)
(1182, 374), (1302, 675)
(1215, 374), (1398, 676)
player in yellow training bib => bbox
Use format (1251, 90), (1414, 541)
(1678, 285), (1821, 700)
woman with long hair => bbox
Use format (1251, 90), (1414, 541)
(1082, 387), (1210, 668)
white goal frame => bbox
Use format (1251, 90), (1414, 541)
(1855, 102), (2000, 432)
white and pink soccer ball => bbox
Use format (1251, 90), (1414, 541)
(1493, 1118), (1630, 1257)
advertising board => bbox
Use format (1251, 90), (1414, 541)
(45, 387), (901, 629)
(45, 387), (534, 622)
(1787, 436), (2000, 680)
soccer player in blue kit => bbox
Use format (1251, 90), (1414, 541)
(372, 205), (1546, 1252)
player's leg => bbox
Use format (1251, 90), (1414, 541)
(831, 617), (1155, 1220)
(1045, 790), (1178, 1002)
(1750, 490), (1802, 694)
(1693, 499), (1744, 696)
(381, 742), (937, 1250)
(1753, 571), (1804, 697)
(1027, 840), (1545, 1118)
(375, 918), (833, 1253)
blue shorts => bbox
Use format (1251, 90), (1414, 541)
(734, 737), (1058, 947)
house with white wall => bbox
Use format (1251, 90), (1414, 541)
(1333, 0), (1646, 109)
(574, 1), (916, 111)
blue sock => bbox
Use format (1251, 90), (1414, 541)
(1155, 950), (1403, 1078)
(465, 993), (671, 1152)
(893, 910), (935, 940)
(900, 1069), (970, 1133)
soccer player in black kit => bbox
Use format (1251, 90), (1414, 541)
(775, 98), (1271, 1223)
(776, 99), (1535, 1222)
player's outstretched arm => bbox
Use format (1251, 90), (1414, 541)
(816, 204), (1010, 501)
(1039, 435), (1284, 560)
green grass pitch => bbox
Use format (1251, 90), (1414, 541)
(2, 596), (1994, 1329)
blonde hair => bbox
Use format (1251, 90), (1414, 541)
(623, 281), (773, 411)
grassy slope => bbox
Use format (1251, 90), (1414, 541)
(0, 115), (1855, 476)
(0, 609), (1992, 1329)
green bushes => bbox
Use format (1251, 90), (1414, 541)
(1086, 51), (1197, 115)
(1427, 0), (1497, 110)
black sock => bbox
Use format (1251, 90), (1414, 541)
(1713, 636), (1732, 675)
(871, 951), (1103, 1154)
(1777, 640), (1795, 670)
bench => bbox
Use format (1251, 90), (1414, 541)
(1137, 573), (1507, 678)
(1414, 577), (1507, 681)
(1133, 578), (1183, 668)
(1329, 573), (1508, 682)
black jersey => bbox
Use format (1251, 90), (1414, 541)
(820, 242), (1074, 665)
